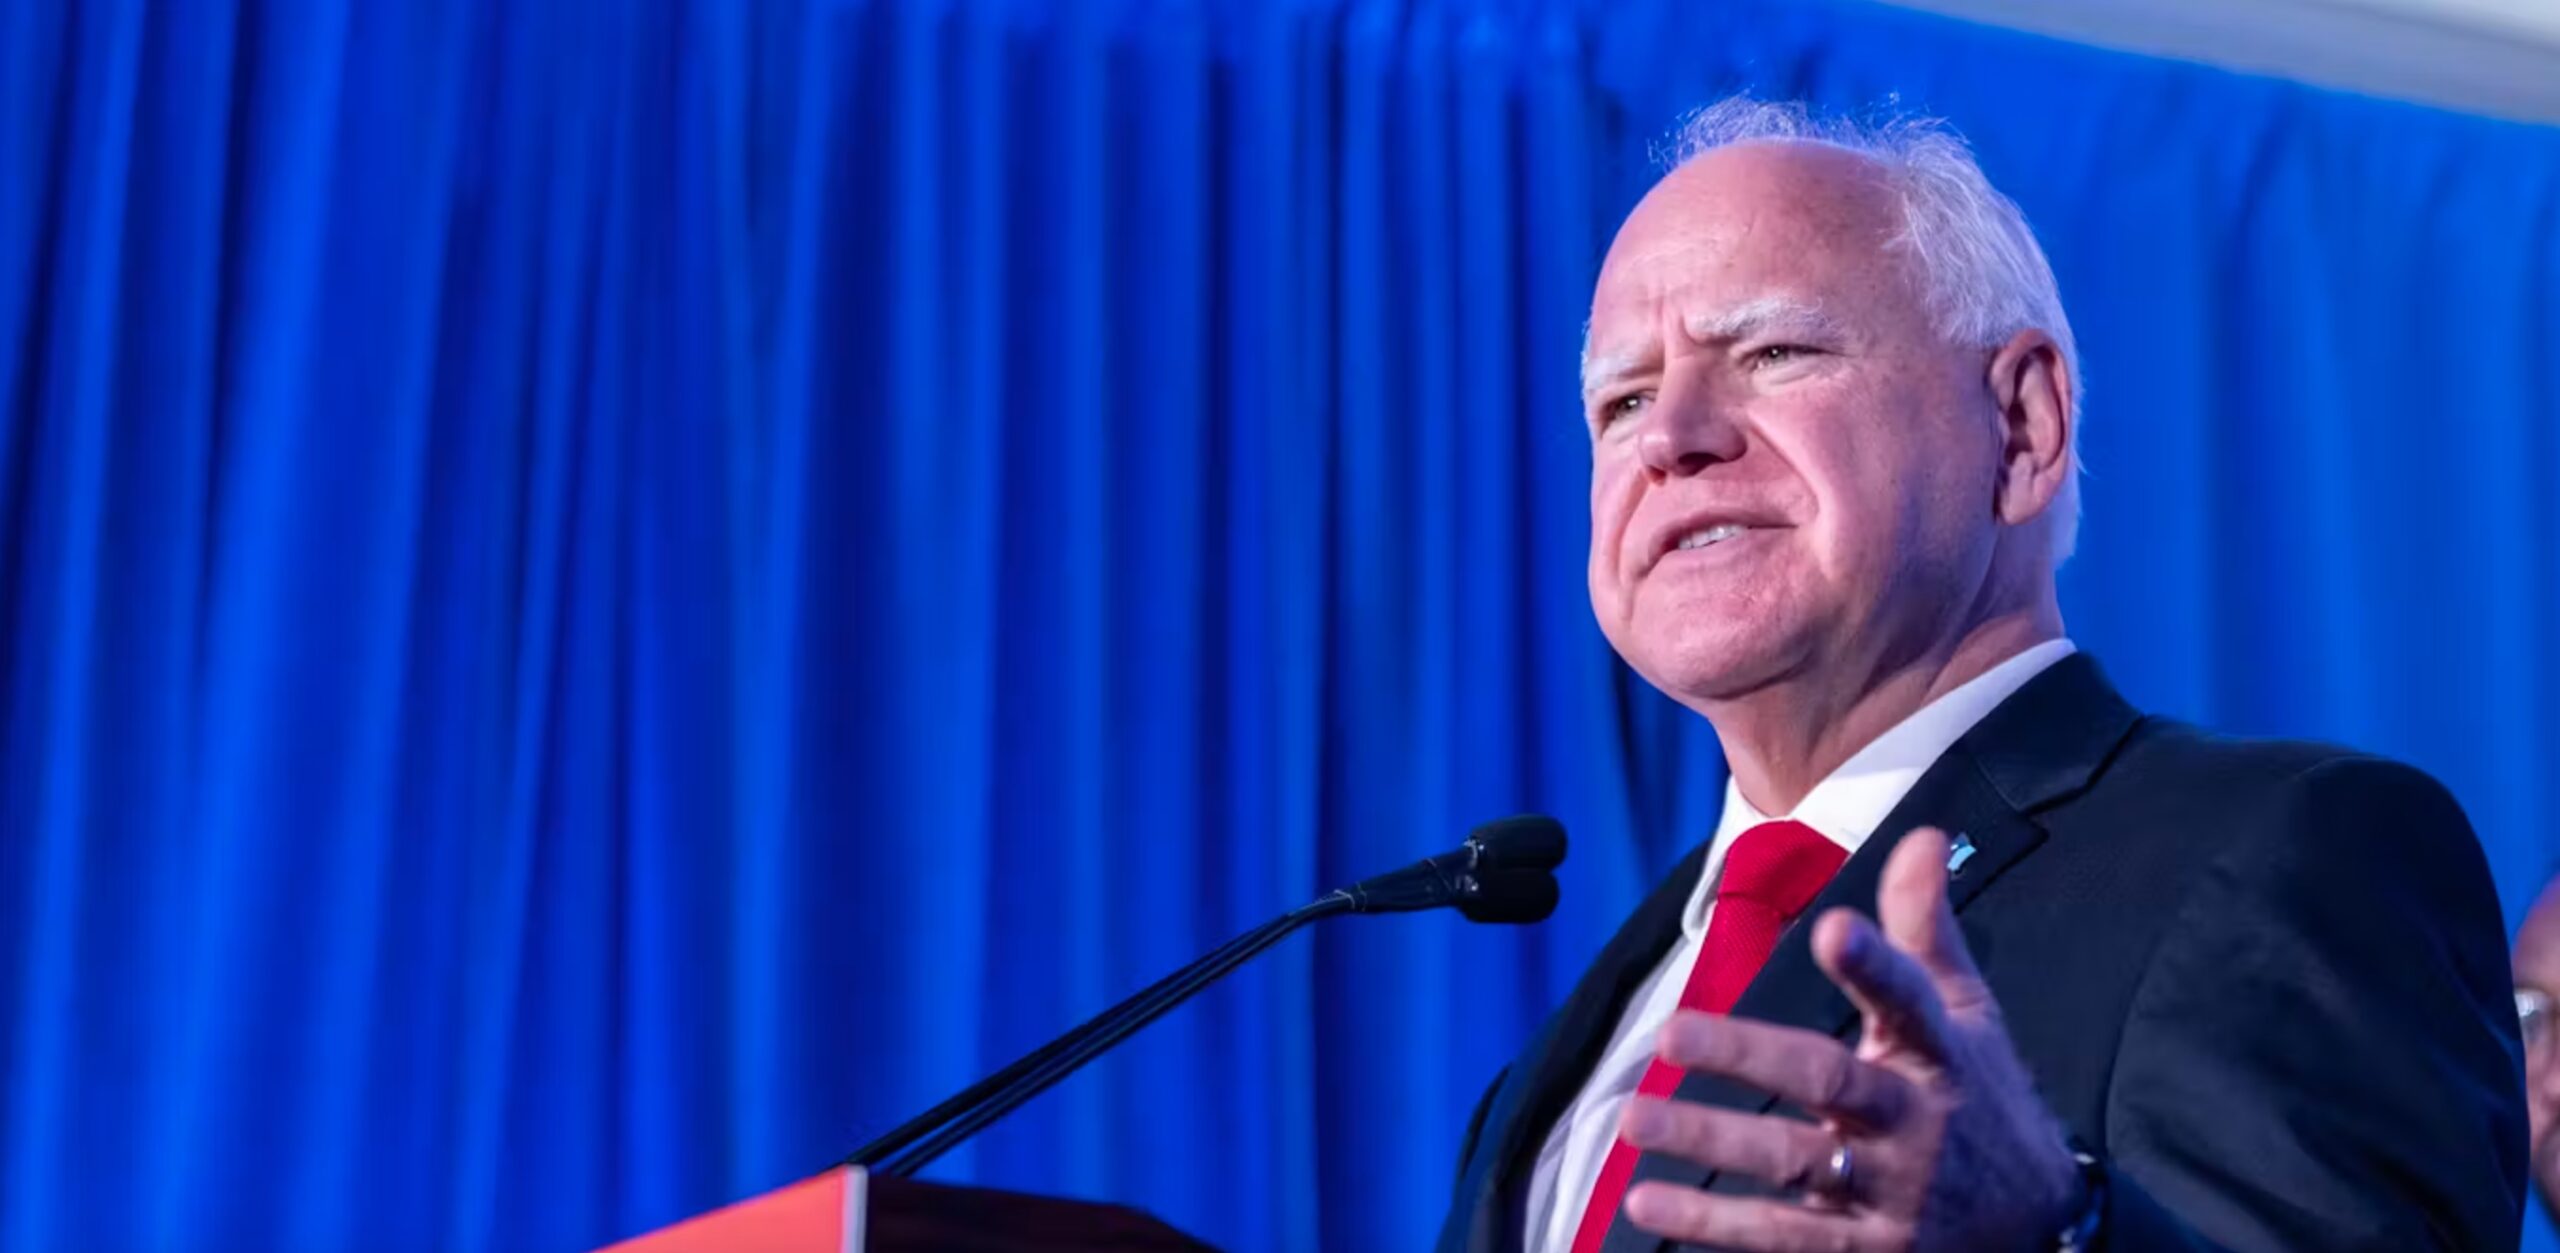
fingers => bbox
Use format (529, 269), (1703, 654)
(1658, 1012), (1912, 1133)
(1623, 1182), (1892, 1252)
(1620, 1096), (1841, 1192)
(1877, 828), (1987, 995)
(1811, 907), (1956, 1062)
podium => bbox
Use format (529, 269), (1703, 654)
(597, 1167), (1219, 1252)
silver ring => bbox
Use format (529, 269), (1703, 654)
(1809, 1141), (1855, 1205)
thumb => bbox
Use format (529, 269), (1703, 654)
(1878, 828), (1992, 1016)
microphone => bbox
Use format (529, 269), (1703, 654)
(1334, 814), (1567, 921)
(842, 815), (1567, 1178)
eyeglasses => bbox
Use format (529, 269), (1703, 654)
(2518, 988), (2553, 1057)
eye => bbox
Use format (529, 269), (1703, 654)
(1593, 391), (1650, 430)
(1749, 344), (1814, 368)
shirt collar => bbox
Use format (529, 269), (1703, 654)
(1689, 639), (2077, 934)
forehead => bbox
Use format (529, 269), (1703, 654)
(1589, 142), (1914, 331)
(2518, 881), (2560, 983)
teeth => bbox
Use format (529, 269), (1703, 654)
(1675, 524), (1748, 551)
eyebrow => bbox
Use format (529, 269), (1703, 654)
(1684, 296), (1847, 344)
(1579, 348), (1645, 401)
(1580, 296), (1848, 399)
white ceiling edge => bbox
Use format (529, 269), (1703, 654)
(1875, 0), (2560, 125)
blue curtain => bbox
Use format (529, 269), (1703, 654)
(6, 1), (2558, 1250)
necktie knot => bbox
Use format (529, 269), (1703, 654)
(1716, 819), (1846, 919)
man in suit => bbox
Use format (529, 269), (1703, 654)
(1437, 97), (2524, 1252)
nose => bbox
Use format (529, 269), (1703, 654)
(1634, 378), (1747, 479)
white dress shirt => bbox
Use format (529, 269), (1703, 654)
(1522, 640), (2076, 1252)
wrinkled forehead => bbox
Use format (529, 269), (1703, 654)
(1588, 142), (1914, 324)
(1579, 151), (1952, 402)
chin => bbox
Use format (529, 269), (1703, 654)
(1616, 609), (1806, 706)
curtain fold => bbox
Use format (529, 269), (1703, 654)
(5, 1), (2558, 1250)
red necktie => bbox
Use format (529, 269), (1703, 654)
(1566, 820), (1847, 1253)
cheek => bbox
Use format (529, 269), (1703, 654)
(1586, 453), (1643, 611)
(1791, 403), (1976, 561)
(1588, 454), (1640, 555)
(1760, 422), (1889, 563)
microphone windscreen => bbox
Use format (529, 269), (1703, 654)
(1459, 868), (1560, 924)
(1468, 815), (1568, 871)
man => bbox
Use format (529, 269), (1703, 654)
(1437, 98), (2524, 1252)
(2514, 879), (2560, 1221)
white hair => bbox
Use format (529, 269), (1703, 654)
(1666, 97), (2084, 562)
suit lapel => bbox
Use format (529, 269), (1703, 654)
(1595, 653), (2140, 1253)
(1447, 839), (1713, 1253)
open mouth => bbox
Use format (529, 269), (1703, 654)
(1645, 521), (1778, 576)
(1672, 523), (1750, 552)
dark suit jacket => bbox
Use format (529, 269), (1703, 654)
(1437, 654), (2525, 1252)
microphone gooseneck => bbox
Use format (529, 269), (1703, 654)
(841, 815), (1567, 1178)
(1332, 814), (1568, 920)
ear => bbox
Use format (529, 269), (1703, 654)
(1984, 329), (2074, 528)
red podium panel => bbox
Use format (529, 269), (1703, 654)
(598, 1167), (1217, 1253)
(599, 1169), (853, 1253)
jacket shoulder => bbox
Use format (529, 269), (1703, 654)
(2031, 718), (2492, 941)
(2095, 718), (2470, 842)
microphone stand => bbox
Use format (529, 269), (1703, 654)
(871, 894), (1356, 1178)
(839, 908), (1315, 1172)
(838, 816), (1565, 1179)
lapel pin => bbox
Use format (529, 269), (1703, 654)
(1946, 832), (1978, 877)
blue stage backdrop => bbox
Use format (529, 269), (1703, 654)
(5, 0), (2559, 1250)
